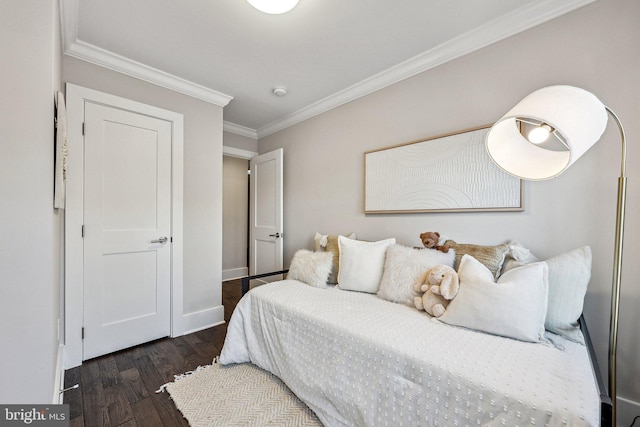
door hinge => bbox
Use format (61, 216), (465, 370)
(82, 122), (85, 136)
(81, 327), (84, 339)
(81, 225), (85, 238)
(170, 236), (173, 243)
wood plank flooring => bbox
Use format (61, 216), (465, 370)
(64, 280), (243, 427)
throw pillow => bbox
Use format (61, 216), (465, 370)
(500, 240), (540, 274)
(314, 232), (357, 284)
(439, 254), (549, 343)
(542, 246), (592, 343)
(377, 244), (456, 306)
(287, 249), (334, 288)
(445, 240), (509, 278)
(337, 236), (396, 293)
(500, 245), (592, 344)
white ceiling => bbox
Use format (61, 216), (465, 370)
(60, 0), (595, 138)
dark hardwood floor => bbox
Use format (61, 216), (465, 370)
(64, 280), (243, 427)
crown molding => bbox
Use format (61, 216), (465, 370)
(256, 0), (597, 138)
(64, 40), (233, 107)
(59, 0), (78, 53)
(223, 121), (258, 139)
(60, 0), (596, 137)
(60, 0), (232, 107)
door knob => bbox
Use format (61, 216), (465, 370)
(269, 233), (281, 238)
(151, 236), (168, 244)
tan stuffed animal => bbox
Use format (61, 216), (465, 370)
(414, 265), (459, 317)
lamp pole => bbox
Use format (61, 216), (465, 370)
(605, 106), (627, 427)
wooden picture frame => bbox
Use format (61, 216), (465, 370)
(364, 125), (523, 213)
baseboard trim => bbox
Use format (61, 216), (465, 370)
(617, 396), (640, 426)
(222, 267), (248, 282)
(53, 344), (64, 404)
(179, 305), (225, 336)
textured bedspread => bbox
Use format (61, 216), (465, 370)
(220, 280), (599, 426)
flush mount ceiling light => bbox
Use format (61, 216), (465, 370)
(246, 0), (299, 14)
(272, 86), (287, 97)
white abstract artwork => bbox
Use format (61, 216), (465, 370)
(365, 127), (522, 213)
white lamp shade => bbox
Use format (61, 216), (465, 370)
(486, 85), (608, 180)
(247, 0), (299, 14)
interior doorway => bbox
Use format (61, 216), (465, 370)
(222, 146), (283, 284)
(222, 155), (251, 281)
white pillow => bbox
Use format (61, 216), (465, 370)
(544, 246), (591, 343)
(314, 232), (357, 284)
(502, 245), (591, 344)
(377, 245), (455, 306)
(439, 254), (549, 343)
(337, 236), (396, 293)
(287, 249), (334, 288)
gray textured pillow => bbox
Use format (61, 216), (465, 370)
(501, 245), (592, 344)
(543, 246), (592, 344)
(377, 245), (455, 306)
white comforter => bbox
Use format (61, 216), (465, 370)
(220, 280), (599, 426)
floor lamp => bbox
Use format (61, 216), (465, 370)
(485, 85), (626, 426)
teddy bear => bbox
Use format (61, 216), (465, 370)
(414, 264), (459, 317)
(419, 231), (449, 253)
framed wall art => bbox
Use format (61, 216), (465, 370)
(364, 125), (523, 213)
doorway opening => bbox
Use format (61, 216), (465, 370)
(222, 155), (251, 281)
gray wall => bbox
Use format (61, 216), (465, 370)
(259, 0), (640, 417)
(62, 57), (225, 318)
(0, 0), (63, 403)
(223, 156), (249, 278)
(224, 130), (258, 153)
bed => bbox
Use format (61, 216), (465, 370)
(220, 239), (611, 426)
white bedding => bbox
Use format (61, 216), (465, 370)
(220, 280), (600, 426)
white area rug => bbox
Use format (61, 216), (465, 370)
(162, 362), (322, 426)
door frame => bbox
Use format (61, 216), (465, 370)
(64, 83), (184, 368)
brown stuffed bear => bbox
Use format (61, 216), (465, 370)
(420, 231), (449, 253)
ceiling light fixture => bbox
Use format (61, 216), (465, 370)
(272, 86), (287, 97)
(247, 0), (299, 14)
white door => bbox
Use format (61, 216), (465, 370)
(249, 149), (284, 280)
(83, 102), (172, 360)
